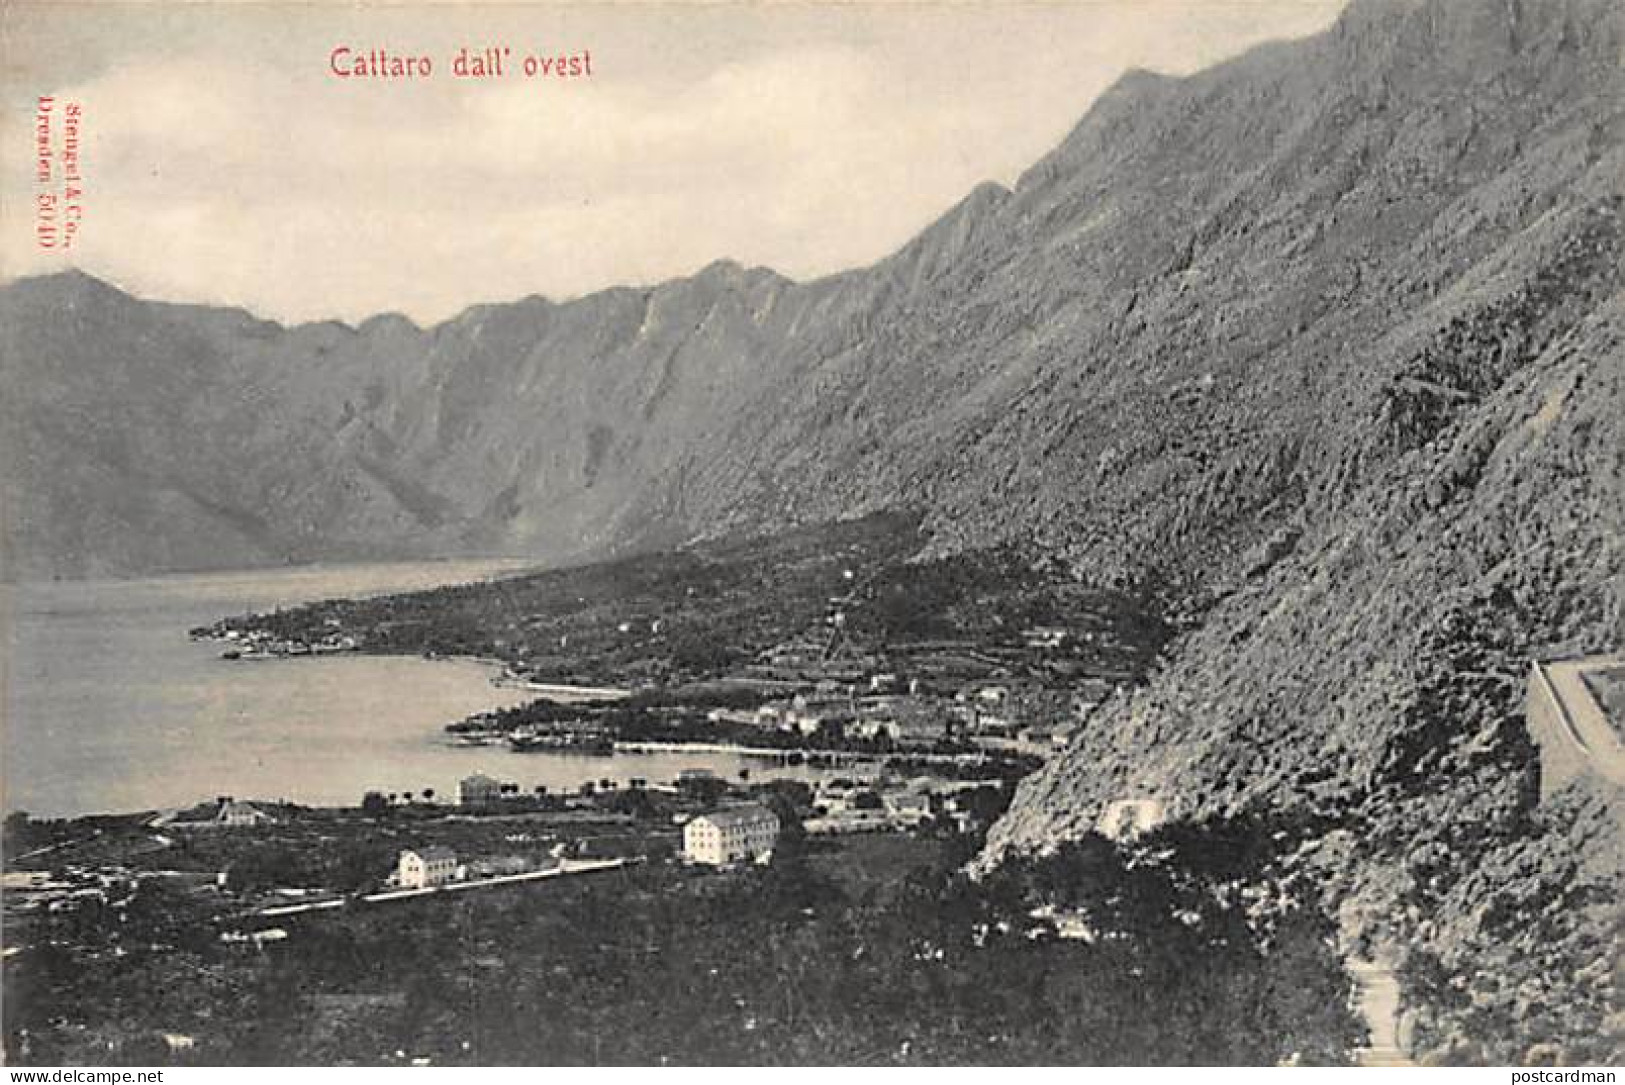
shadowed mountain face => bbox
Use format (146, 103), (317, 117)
(3, 0), (1618, 589)
(0, 262), (806, 578)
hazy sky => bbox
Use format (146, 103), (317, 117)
(2, 1), (1344, 324)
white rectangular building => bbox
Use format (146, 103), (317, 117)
(397, 846), (458, 888)
(683, 804), (780, 865)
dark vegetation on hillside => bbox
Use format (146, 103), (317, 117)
(194, 513), (1170, 687)
(3, 816), (1362, 1066)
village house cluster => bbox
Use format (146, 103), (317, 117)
(208, 619), (358, 661)
(803, 774), (991, 835)
(703, 676), (1110, 757)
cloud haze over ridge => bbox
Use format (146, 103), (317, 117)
(2, 1), (1342, 324)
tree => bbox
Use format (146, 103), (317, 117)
(2, 811), (33, 856)
(756, 786), (808, 854)
(814, 720), (847, 747)
(1249, 906), (1366, 1065)
(361, 792), (389, 817)
(757, 778), (812, 810)
(607, 789), (655, 819)
(422, 788), (436, 804)
(225, 846), (309, 895)
(677, 775), (727, 805)
(670, 629), (740, 673)
(331, 843), (393, 894)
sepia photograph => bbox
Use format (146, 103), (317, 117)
(0, 0), (1620, 1069)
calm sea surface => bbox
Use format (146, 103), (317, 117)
(2, 562), (837, 819)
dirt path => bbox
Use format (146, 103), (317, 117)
(1349, 957), (1413, 1067)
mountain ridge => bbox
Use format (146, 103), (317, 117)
(10, 0), (1618, 587)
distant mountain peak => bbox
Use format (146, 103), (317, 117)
(11, 267), (122, 298)
(691, 258), (790, 289)
(1106, 66), (1173, 94)
(357, 311), (421, 335)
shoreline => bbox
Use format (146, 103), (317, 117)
(14, 556), (541, 595)
(215, 642), (633, 704)
(489, 675), (632, 701)
(613, 739), (878, 761)
(610, 739), (1017, 767)
(203, 637), (631, 702)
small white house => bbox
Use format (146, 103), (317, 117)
(683, 804), (780, 866)
(216, 799), (275, 827)
(397, 846), (458, 889)
(1096, 798), (1166, 842)
(883, 791), (933, 827)
(0, 872), (52, 891)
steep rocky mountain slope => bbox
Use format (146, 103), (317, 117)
(6, 0), (1618, 588)
(694, 0), (1623, 598)
(986, 279), (1621, 1057)
(972, 0), (1624, 1062)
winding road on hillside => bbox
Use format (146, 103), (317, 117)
(1349, 957), (1413, 1067)
(1536, 655), (1625, 788)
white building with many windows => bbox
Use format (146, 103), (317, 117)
(683, 804), (780, 865)
(397, 846), (459, 889)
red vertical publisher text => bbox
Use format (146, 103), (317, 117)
(34, 96), (86, 252)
